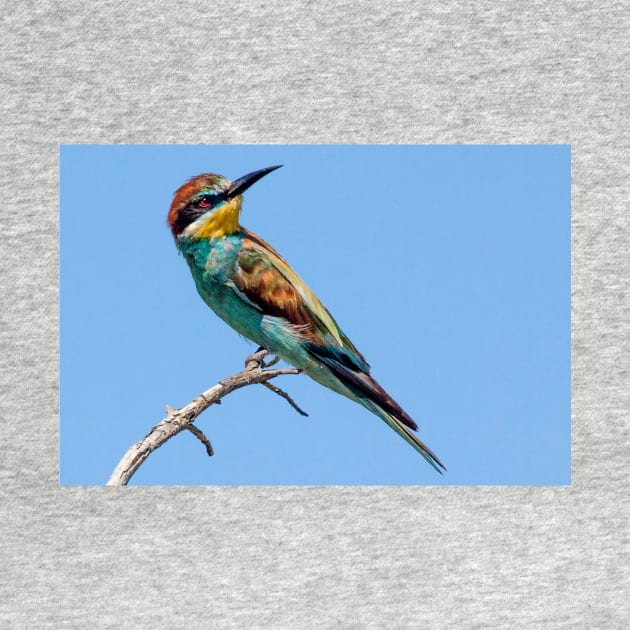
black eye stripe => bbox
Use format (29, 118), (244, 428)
(173, 193), (227, 235)
(173, 193), (226, 234)
(196, 193), (225, 208)
(173, 206), (204, 234)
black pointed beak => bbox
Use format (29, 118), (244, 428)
(227, 165), (283, 199)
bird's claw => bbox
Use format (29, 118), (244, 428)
(245, 347), (278, 370)
(262, 354), (280, 368)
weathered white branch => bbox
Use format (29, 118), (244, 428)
(106, 350), (303, 486)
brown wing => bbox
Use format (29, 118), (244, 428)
(234, 230), (369, 371)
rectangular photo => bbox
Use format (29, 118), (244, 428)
(60, 145), (570, 485)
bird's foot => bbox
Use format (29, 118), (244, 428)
(262, 354), (280, 368)
(245, 347), (279, 370)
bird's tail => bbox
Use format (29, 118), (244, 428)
(362, 399), (446, 474)
(308, 344), (446, 474)
(305, 344), (446, 473)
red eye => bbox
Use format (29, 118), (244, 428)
(198, 196), (211, 208)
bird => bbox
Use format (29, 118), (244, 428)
(167, 165), (445, 473)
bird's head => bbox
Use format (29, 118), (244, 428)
(167, 165), (282, 240)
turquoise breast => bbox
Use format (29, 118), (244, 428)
(178, 233), (265, 345)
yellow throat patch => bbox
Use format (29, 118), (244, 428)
(191, 197), (242, 239)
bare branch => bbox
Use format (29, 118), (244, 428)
(106, 350), (302, 486)
(186, 424), (215, 457)
(262, 381), (309, 417)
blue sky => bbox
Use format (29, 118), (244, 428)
(60, 145), (570, 485)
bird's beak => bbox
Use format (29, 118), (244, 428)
(226, 165), (283, 199)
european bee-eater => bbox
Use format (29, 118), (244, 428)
(167, 165), (445, 473)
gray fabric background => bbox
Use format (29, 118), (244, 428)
(1, 1), (628, 627)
